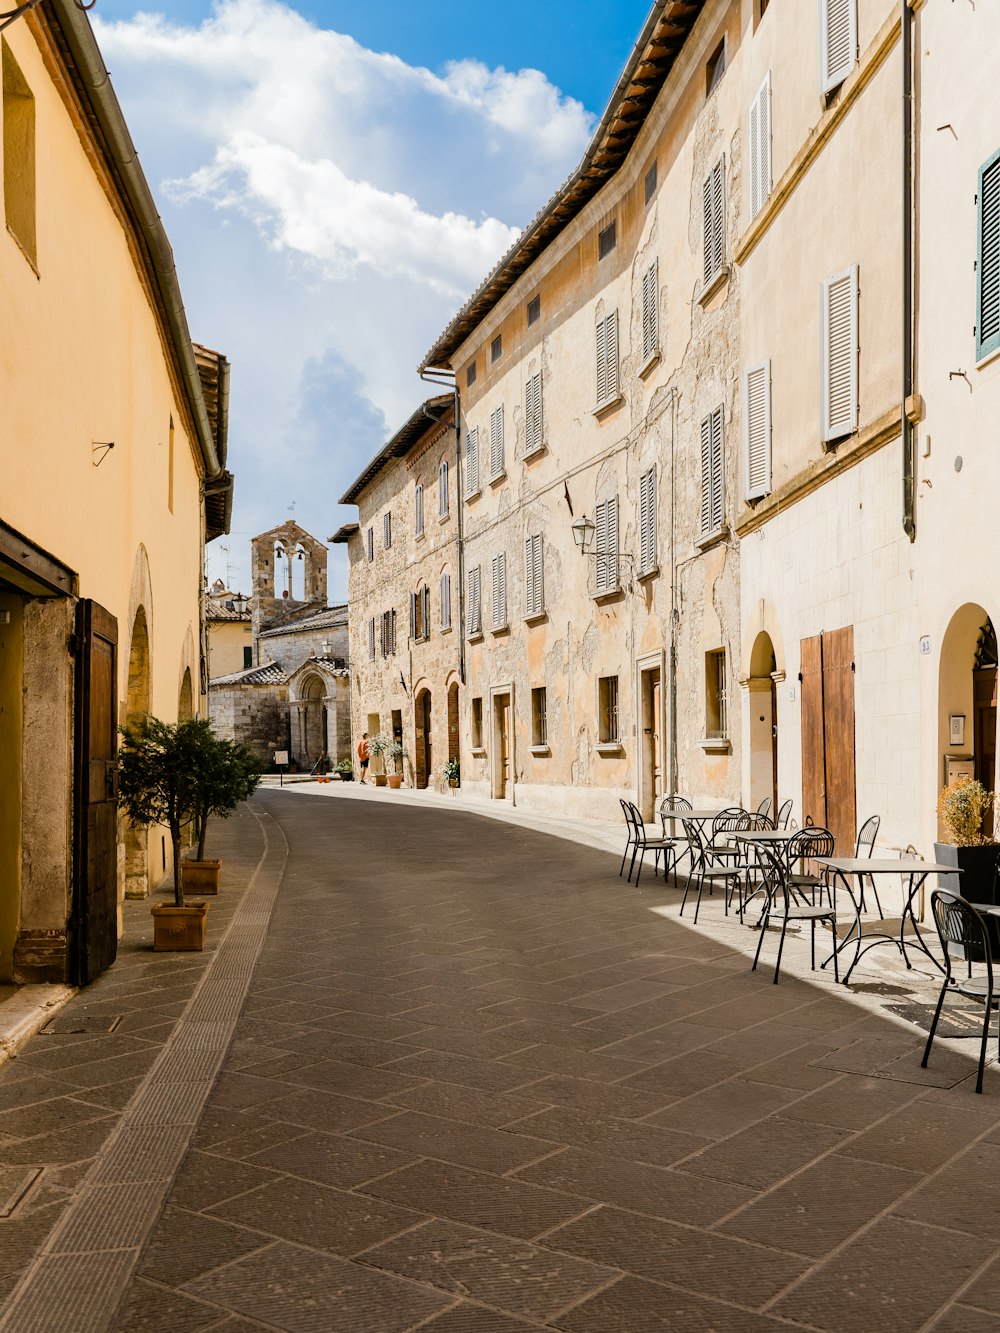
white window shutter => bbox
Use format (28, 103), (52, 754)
(596, 316), (608, 404)
(978, 152), (1000, 361)
(415, 484), (424, 536)
(744, 361), (772, 500)
(525, 372), (543, 454)
(608, 495), (619, 588)
(711, 409), (724, 533)
(700, 417), (713, 535)
(439, 460), (449, 516)
(491, 553), (506, 627)
(639, 467), (656, 571)
(703, 158), (725, 286)
(595, 500), (609, 592)
(606, 311), (619, 398)
(750, 74), (771, 220)
(465, 427), (479, 496)
(822, 264), (859, 442)
(821, 0), (857, 95)
(525, 534), (543, 616)
(469, 566), (481, 632)
(642, 262), (658, 363)
(368, 617), (375, 660)
(701, 410), (724, 533)
(533, 535), (543, 614)
(490, 405), (504, 478)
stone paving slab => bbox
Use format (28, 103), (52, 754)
(4, 787), (1000, 1328)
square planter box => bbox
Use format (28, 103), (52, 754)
(151, 902), (209, 951)
(934, 843), (1000, 958)
(181, 859), (222, 895)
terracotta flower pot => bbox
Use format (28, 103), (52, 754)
(151, 901), (209, 951)
(374, 775), (388, 788)
(387, 774), (403, 789)
(448, 779), (458, 788)
(180, 859), (222, 895)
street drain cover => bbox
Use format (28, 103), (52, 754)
(0, 1167), (41, 1218)
(42, 1014), (122, 1035)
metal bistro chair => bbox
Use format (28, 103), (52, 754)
(622, 800), (677, 888)
(776, 799), (793, 829)
(681, 816), (747, 924)
(854, 815), (882, 915)
(706, 806), (748, 866)
(785, 827), (835, 907)
(755, 796), (773, 821)
(921, 890), (1000, 1094)
(658, 794), (693, 879)
(753, 842), (839, 985)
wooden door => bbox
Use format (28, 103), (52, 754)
(974, 667), (997, 837)
(800, 634), (826, 828)
(800, 626), (856, 852)
(822, 626), (856, 853)
(70, 600), (119, 986)
(652, 676), (663, 803)
(497, 695), (511, 798)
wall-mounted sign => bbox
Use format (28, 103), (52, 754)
(949, 715), (966, 747)
(274, 750), (289, 766)
(919, 636), (932, 655)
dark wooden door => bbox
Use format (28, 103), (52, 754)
(70, 600), (119, 986)
(974, 667), (997, 837)
(822, 626), (857, 854)
(800, 634), (826, 828)
(800, 626), (856, 853)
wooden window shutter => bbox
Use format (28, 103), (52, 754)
(409, 591), (417, 640)
(440, 572), (451, 628)
(700, 416), (714, 535)
(525, 372), (543, 454)
(596, 497), (619, 592)
(596, 314), (608, 404)
(525, 534), (543, 616)
(439, 459), (449, 516)
(749, 73), (771, 221)
(490, 405), (504, 478)
(415, 484), (424, 536)
(703, 158), (725, 286)
(821, 0), (857, 94)
(492, 553), (506, 627)
(465, 426), (480, 496)
(423, 585), (431, 636)
(390, 609), (396, 654)
(469, 565), (481, 632)
(700, 410), (724, 534)
(606, 310), (619, 399)
(977, 148), (1000, 362)
(366, 527), (374, 562)
(368, 617), (375, 660)
(639, 467), (656, 571)
(743, 360), (772, 500)
(641, 261), (658, 363)
(822, 264), (859, 442)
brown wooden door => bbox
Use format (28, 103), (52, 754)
(497, 695), (511, 798)
(800, 626), (856, 852)
(974, 667), (997, 837)
(70, 600), (119, 986)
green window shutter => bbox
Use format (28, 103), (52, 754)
(978, 148), (1000, 363)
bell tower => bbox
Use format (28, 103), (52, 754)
(250, 520), (328, 661)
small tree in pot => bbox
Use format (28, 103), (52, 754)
(118, 717), (207, 949)
(386, 739), (405, 788)
(185, 728), (261, 894)
(367, 732), (390, 786)
(935, 778), (1000, 946)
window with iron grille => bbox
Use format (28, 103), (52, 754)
(465, 426), (480, 498)
(525, 533), (544, 617)
(706, 649), (728, 738)
(531, 687), (548, 746)
(439, 458), (450, 517)
(598, 220), (617, 259)
(440, 571), (452, 629)
(468, 565), (482, 635)
(595, 310), (619, 406)
(414, 483), (424, 537)
(598, 676), (619, 744)
(471, 697), (484, 748)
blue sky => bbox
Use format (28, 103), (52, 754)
(91, 0), (649, 604)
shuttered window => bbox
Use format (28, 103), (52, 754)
(525, 534), (544, 617)
(702, 157), (726, 288)
(491, 553), (507, 628)
(595, 496), (619, 593)
(639, 467), (657, 572)
(366, 527), (374, 562)
(440, 572), (452, 629)
(489, 404), (505, 479)
(641, 260), (659, 364)
(380, 609), (396, 657)
(468, 565), (482, 634)
(368, 617), (376, 661)
(743, 360), (772, 500)
(383, 511), (392, 549)
(820, 0), (857, 95)
(700, 407), (724, 536)
(410, 587), (430, 642)
(748, 73), (771, 221)
(977, 148), (1000, 363)
(438, 459), (449, 517)
(822, 264), (859, 442)
(414, 483), (424, 537)
(595, 309), (620, 406)
(525, 372), (543, 456)
(465, 426), (480, 497)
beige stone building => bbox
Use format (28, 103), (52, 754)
(334, 397), (461, 788)
(0, 3), (232, 984)
(206, 581), (253, 679)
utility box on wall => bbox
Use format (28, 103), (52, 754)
(944, 754), (975, 786)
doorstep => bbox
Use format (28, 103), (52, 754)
(0, 983), (75, 1070)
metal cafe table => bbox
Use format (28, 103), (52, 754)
(814, 857), (959, 985)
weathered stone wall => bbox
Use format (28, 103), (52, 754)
(260, 618), (349, 673)
(209, 682), (291, 767)
(251, 520), (329, 655)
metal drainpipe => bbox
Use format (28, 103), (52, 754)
(902, 0), (916, 543)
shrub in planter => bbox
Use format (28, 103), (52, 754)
(386, 740), (405, 789)
(335, 758), (354, 781)
(443, 758), (460, 788)
(935, 778), (1000, 953)
(367, 733), (390, 786)
(186, 729), (261, 892)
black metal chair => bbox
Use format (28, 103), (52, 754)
(658, 795), (693, 878)
(681, 817), (746, 924)
(921, 890), (999, 1094)
(785, 827), (835, 906)
(776, 798), (793, 829)
(752, 842), (839, 985)
(622, 800), (678, 887)
(755, 796), (772, 821)
(854, 815), (882, 915)
(706, 806), (747, 865)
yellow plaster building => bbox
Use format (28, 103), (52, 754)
(0, 2), (233, 985)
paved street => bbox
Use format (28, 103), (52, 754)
(3, 789), (1000, 1331)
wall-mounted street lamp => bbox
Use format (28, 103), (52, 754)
(231, 591), (250, 616)
(571, 514), (635, 569)
(321, 638), (332, 657)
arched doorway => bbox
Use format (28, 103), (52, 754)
(415, 689), (432, 789)
(747, 630), (778, 818)
(124, 607), (151, 898)
(447, 682), (460, 774)
(300, 673), (328, 769)
(178, 666), (194, 721)
(939, 604), (997, 834)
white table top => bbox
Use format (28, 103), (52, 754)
(733, 829), (797, 841)
(661, 809), (728, 822)
(815, 858), (960, 875)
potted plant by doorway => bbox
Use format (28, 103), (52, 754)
(368, 732), (390, 786)
(443, 758), (460, 789)
(118, 717), (210, 950)
(935, 777), (1000, 907)
(386, 740), (405, 789)
(183, 727), (261, 895)
(334, 757), (354, 781)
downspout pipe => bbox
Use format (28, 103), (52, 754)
(902, 0), (916, 542)
(46, 0), (220, 479)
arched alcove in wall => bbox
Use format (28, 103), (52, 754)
(746, 629), (779, 820)
(939, 603), (998, 835)
(124, 606), (151, 898)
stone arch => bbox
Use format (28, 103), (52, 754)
(414, 684), (432, 789)
(178, 668), (194, 722)
(939, 604), (999, 831)
(741, 598), (785, 680)
(177, 624), (197, 719)
(447, 680), (460, 769)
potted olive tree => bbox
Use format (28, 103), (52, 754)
(183, 728), (261, 895)
(386, 740), (405, 789)
(118, 717), (209, 950)
(935, 777), (1000, 903)
(368, 732), (390, 787)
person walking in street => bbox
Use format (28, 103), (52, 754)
(357, 732), (370, 783)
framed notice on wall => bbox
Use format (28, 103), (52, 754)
(949, 715), (965, 747)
